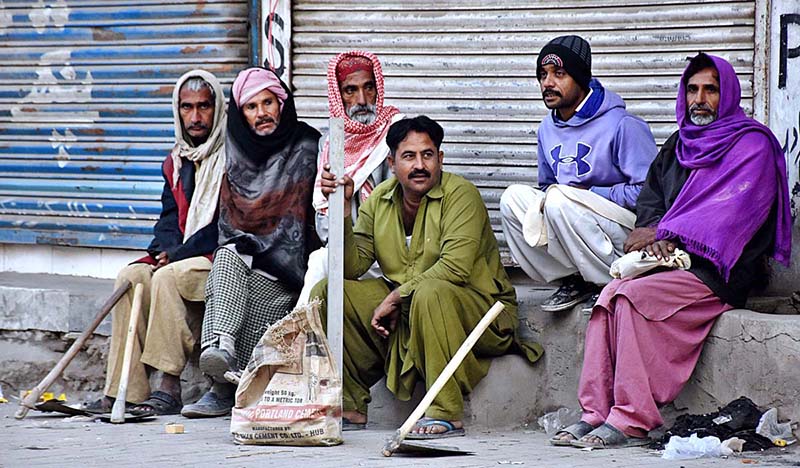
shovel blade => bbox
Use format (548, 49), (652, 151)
(394, 440), (473, 456)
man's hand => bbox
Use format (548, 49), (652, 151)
(153, 251), (170, 271)
(624, 227), (657, 253)
(320, 163), (355, 217)
(371, 289), (402, 338)
(645, 239), (676, 261)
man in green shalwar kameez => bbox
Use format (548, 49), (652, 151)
(312, 115), (543, 438)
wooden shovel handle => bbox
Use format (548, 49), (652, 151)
(15, 280), (132, 420)
(382, 301), (506, 456)
(111, 283), (144, 423)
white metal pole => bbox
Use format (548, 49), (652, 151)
(327, 117), (345, 420)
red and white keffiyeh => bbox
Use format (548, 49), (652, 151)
(312, 50), (401, 213)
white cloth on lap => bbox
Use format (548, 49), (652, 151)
(500, 184), (634, 285)
(522, 184), (636, 248)
(609, 248), (692, 279)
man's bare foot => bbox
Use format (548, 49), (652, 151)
(156, 372), (181, 400)
(410, 417), (463, 435)
(578, 434), (603, 445)
(343, 410), (366, 424)
(548, 421), (597, 446)
(552, 432), (577, 443)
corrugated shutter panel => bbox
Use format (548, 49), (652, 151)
(291, 0), (756, 256)
(0, 0), (249, 248)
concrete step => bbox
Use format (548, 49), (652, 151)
(1, 272), (798, 429)
(367, 283), (800, 429)
(0, 272), (115, 336)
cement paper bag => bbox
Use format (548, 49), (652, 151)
(230, 301), (343, 446)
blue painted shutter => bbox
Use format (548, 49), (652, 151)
(0, 0), (249, 248)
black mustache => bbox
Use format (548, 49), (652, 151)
(542, 90), (562, 98)
(188, 123), (209, 130)
(256, 117), (276, 126)
(409, 170), (431, 178)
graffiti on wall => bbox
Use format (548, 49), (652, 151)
(0, 1), (11, 35)
(772, 6), (800, 220)
(264, 11), (287, 80)
(28, 0), (68, 34)
(261, 0), (291, 84)
(780, 14), (800, 89)
(9, 1), (96, 169)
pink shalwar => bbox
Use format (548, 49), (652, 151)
(578, 269), (732, 438)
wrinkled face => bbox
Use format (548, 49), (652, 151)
(538, 64), (586, 120)
(388, 130), (443, 199)
(178, 85), (215, 145)
(242, 88), (282, 136)
(339, 69), (377, 125)
(686, 67), (720, 126)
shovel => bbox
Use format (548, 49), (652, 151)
(381, 301), (505, 457)
(15, 280), (132, 420)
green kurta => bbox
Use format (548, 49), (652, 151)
(312, 172), (543, 420)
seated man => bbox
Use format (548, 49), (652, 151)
(312, 116), (543, 437)
(551, 53), (791, 449)
(500, 35), (657, 311)
(297, 50), (403, 304)
(90, 70), (226, 415)
(181, 67), (321, 418)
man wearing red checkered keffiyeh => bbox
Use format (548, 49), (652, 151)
(299, 51), (404, 304)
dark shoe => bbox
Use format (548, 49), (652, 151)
(342, 417), (367, 431)
(130, 391), (182, 416)
(199, 347), (237, 383)
(181, 389), (234, 418)
(541, 276), (596, 312)
(581, 293), (601, 315)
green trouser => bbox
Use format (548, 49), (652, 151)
(310, 278), (517, 421)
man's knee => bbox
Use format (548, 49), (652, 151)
(500, 184), (540, 218)
(542, 185), (573, 220)
(151, 263), (178, 289)
(409, 280), (457, 323)
(116, 263), (152, 287)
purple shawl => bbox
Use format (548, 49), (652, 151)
(657, 53), (791, 280)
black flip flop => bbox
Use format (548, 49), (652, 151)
(130, 391), (182, 416)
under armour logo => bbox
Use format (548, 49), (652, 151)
(550, 143), (592, 177)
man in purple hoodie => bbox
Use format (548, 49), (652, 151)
(500, 35), (657, 312)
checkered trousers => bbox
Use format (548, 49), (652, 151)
(202, 246), (298, 369)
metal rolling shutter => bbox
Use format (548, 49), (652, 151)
(291, 0), (757, 255)
(0, 0), (249, 249)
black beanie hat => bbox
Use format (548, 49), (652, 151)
(536, 35), (592, 89)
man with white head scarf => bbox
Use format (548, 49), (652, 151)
(87, 70), (226, 416)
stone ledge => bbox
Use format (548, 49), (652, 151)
(0, 272), (114, 335)
(1, 272), (798, 429)
(366, 288), (800, 429)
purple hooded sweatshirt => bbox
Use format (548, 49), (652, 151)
(537, 79), (657, 210)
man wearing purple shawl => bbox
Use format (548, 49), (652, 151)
(550, 53), (792, 449)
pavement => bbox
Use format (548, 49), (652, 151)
(1, 404), (798, 468)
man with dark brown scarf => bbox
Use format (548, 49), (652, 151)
(181, 67), (321, 418)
